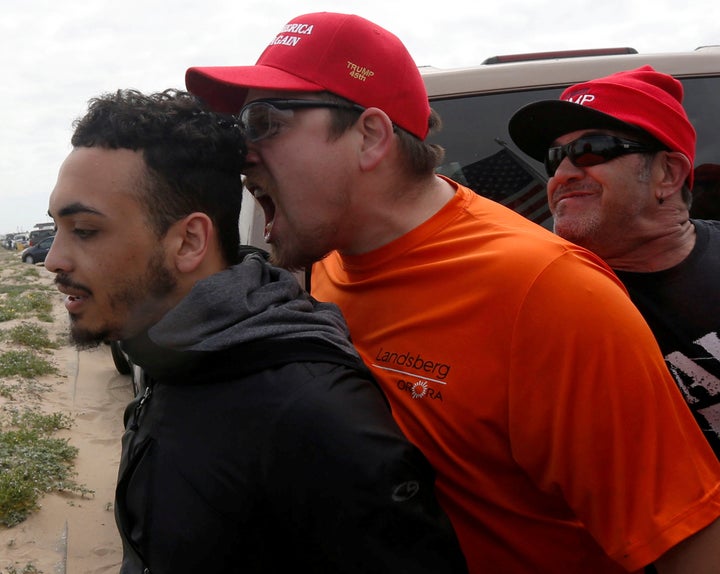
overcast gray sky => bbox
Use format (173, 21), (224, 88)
(1, 0), (718, 234)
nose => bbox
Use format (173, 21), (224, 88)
(546, 159), (585, 210)
(44, 233), (71, 275)
(550, 156), (586, 183)
(242, 144), (262, 168)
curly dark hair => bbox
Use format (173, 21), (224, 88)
(71, 89), (247, 264)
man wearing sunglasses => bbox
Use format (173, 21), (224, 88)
(187, 13), (720, 573)
(509, 66), (720, 458)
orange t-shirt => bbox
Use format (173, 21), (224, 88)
(312, 180), (720, 573)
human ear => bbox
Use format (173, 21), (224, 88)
(656, 151), (692, 198)
(356, 108), (395, 171)
(170, 213), (213, 273)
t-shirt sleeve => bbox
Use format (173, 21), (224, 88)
(508, 248), (720, 571)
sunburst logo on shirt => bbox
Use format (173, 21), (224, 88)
(411, 380), (428, 399)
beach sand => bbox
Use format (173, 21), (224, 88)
(1, 263), (131, 573)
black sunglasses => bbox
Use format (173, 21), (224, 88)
(238, 98), (365, 142)
(545, 134), (664, 177)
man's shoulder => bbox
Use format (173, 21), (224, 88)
(454, 184), (609, 265)
(693, 218), (720, 235)
(206, 338), (365, 375)
(456, 182), (558, 237)
(690, 218), (720, 258)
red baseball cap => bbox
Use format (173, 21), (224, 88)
(508, 65), (697, 187)
(185, 12), (431, 139)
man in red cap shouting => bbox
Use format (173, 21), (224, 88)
(510, 66), (720, 458)
(187, 15), (720, 573)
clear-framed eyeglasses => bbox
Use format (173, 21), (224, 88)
(238, 98), (365, 143)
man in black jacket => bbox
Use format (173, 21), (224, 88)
(45, 89), (467, 573)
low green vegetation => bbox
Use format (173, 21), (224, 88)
(2, 322), (59, 351)
(0, 408), (91, 527)
(0, 323), (59, 383)
(0, 249), (89, 530)
(0, 350), (57, 379)
(2, 563), (43, 574)
(0, 287), (54, 323)
(0, 248), (55, 323)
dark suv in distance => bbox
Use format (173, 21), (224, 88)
(20, 235), (54, 264)
(28, 228), (55, 246)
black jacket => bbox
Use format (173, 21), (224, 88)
(115, 255), (467, 573)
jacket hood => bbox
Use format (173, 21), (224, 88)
(122, 253), (359, 375)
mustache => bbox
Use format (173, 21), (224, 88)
(54, 273), (92, 296)
(554, 181), (598, 195)
(550, 181), (599, 203)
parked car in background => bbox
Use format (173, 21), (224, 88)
(28, 228), (55, 246)
(20, 235), (54, 264)
(12, 234), (29, 250)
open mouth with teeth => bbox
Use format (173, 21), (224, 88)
(54, 279), (91, 314)
(62, 292), (90, 315)
(251, 190), (276, 243)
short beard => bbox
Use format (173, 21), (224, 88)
(68, 330), (105, 351)
(69, 249), (177, 348)
(268, 231), (334, 273)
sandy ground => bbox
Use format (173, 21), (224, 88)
(1, 263), (132, 573)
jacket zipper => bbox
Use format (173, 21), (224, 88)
(130, 385), (152, 431)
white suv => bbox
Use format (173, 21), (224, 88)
(239, 45), (720, 246)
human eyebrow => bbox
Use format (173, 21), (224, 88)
(51, 202), (106, 219)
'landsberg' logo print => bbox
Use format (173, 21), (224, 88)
(372, 347), (450, 401)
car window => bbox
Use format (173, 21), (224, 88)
(428, 88), (559, 229)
